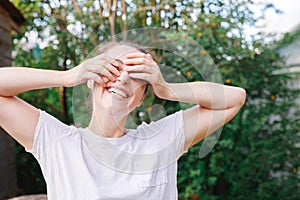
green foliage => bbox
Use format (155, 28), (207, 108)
(10, 0), (300, 199)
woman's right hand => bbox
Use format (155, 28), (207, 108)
(0, 56), (120, 150)
(63, 54), (121, 87)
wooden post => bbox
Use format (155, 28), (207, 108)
(0, 0), (25, 199)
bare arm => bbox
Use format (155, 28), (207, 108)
(124, 52), (246, 150)
(0, 67), (66, 150)
(154, 81), (245, 110)
(154, 82), (246, 149)
(0, 54), (120, 150)
(0, 67), (65, 97)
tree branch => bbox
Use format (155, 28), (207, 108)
(73, 0), (82, 15)
(105, 0), (117, 41)
(120, 0), (128, 40)
(98, 0), (106, 28)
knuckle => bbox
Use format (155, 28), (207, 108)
(100, 69), (107, 75)
(104, 63), (110, 69)
(98, 67), (104, 73)
(102, 55), (110, 62)
(102, 70), (109, 75)
(108, 64), (115, 70)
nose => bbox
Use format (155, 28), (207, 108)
(101, 65), (129, 85)
(102, 59), (130, 85)
(117, 69), (130, 85)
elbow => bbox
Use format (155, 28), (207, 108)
(0, 92), (14, 98)
(238, 88), (246, 107)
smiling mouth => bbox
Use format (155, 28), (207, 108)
(108, 88), (128, 98)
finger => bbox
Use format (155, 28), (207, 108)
(125, 52), (146, 58)
(100, 67), (116, 81)
(100, 54), (121, 67)
(125, 65), (151, 73)
(85, 72), (104, 86)
(146, 53), (154, 61)
(88, 65), (116, 81)
(103, 61), (121, 76)
(124, 57), (149, 65)
(101, 76), (110, 85)
(128, 73), (151, 81)
(95, 53), (117, 63)
(112, 59), (124, 71)
(96, 54), (121, 76)
(100, 56), (121, 76)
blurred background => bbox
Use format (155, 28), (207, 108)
(0, 0), (299, 199)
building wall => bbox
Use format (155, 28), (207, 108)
(279, 41), (300, 67)
(278, 38), (300, 150)
(0, 5), (13, 66)
(278, 40), (300, 105)
(0, 7), (18, 200)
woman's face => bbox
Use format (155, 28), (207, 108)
(92, 45), (147, 115)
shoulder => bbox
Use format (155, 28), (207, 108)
(37, 110), (77, 133)
(136, 110), (183, 132)
(28, 110), (79, 154)
(128, 110), (184, 143)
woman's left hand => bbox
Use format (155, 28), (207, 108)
(123, 53), (169, 98)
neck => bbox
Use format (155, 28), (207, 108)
(88, 108), (128, 138)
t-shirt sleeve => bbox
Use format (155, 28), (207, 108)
(137, 110), (188, 159)
(25, 110), (74, 161)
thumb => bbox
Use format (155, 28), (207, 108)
(146, 54), (154, 61)
(87, 80), (94, 89)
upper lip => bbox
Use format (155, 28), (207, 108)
(106, 84), (130, 97)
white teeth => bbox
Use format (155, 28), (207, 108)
(108, 88), (127, 98)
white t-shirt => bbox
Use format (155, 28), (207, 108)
(27, 110), (188, 200)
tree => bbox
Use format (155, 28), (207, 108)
(11, 0), (300, 198)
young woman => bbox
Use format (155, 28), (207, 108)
(0, 42), (246, 199)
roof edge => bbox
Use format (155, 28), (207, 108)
(0, 0), (25, 26)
